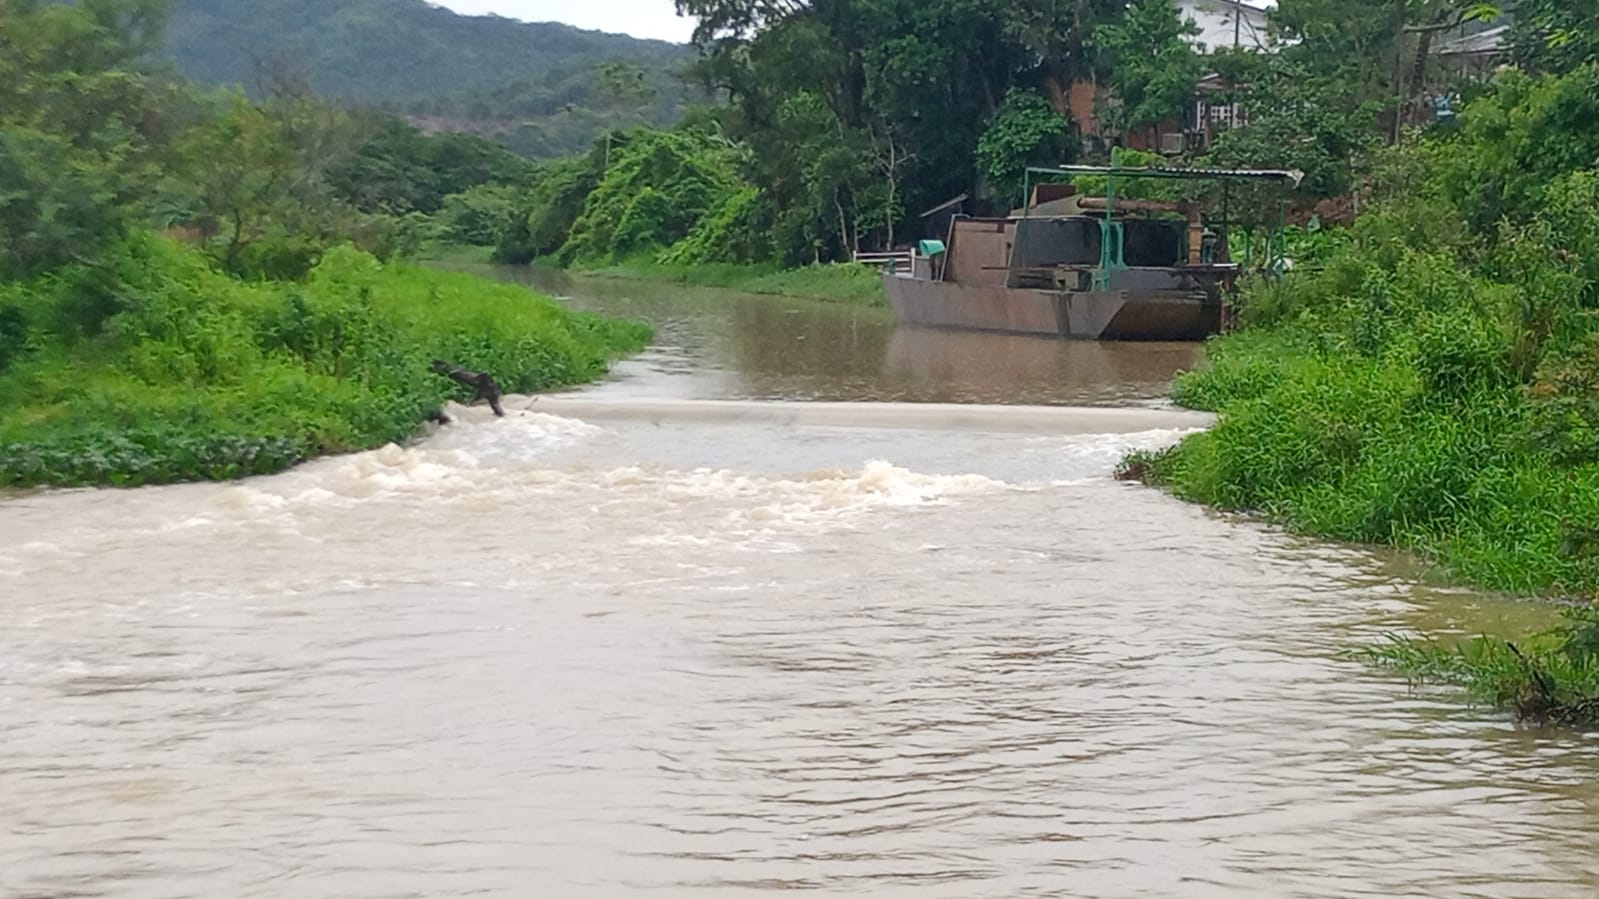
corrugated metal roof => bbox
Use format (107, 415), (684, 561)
(1029, 165), (1305, 187)
(1436, 24), (1508, 58)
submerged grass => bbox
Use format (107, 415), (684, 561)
(1356, 606), (1599, 726)
(577, 257), (888, 306)
(0, 234), (650, 488)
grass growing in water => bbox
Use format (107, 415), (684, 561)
(1357, 606), (1599, 726)
(0, 235), (649, 488)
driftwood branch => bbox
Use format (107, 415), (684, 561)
(430, 359), (505, 417)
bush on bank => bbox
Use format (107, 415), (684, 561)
(1119, 66), (1599, 723)
(0, 235), (650, 488)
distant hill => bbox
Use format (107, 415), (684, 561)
(162, 0), (705, 157)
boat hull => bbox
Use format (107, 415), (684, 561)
(883, 273), (1223, 341)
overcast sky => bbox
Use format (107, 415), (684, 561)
(432, 0), (696, 43)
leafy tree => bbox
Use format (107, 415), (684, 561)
(495, 153), (607, 264)
(170, 90), (364, 274)
(0, 0), (177, 277)
(1434, 66), (1599, 235)
(328, 117), (533, 215)
(1511, 0), (1599, 75)
(1203, 60), (1383, 196)
(659, 186), (774, 264)
(1091, 0), (1202, 137)
(435, 184), (523, 247)
(999, 0), (1125, 112)
(560, 128), (745, 263)
(675, 0), (1135, 259)
(975, 89), (1074, 205)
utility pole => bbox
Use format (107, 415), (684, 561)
(1232, 0), (1243, 130)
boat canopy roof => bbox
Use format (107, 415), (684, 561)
(1027, 165), (1305, 188)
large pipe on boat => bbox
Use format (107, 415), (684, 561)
(1075, 197), (1184, 215)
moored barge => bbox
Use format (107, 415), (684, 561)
(884, 165), (1302, 341)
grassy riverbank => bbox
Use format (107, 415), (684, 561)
(415, 241), (500, 266)
(0, 236), (649, 488)
(573, 258), (888, 306)
(1119, 66), (1599, 724)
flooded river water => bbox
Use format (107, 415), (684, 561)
(3, 273), (1597, 898)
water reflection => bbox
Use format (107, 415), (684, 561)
(474, 265), (1202, 406)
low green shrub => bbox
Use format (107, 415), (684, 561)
(0, 234), (649, 488)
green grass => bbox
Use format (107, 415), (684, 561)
(1356, 605), (1599, 726)
(0, 234), (650, 488)
(414, 241), (499, 266)
(1128, 225), (1599, 602)
(577, 257), (888, 306)
(1116, 220), (1599, 723)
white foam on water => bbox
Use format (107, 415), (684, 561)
(423, 407), (606, 460)
(192, 411), (1192, 543)
(0, 405), (1209, 576)
(1038, 427), (1205, 485)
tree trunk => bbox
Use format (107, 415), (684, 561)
(1411, 28), (1435, 107)
(1043, 74), (1072, 117)
(1390, 0), (1407, 144)
(885, 179), (895, 249)
(883, 132), (898, 248)
(835, 191), (849, 263)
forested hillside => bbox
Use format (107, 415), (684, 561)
(161, 0), (703, 157)
(461, 0), (1532, 269)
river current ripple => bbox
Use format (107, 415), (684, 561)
(4, 279), (1598, 897)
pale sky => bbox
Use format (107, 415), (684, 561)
(432, 0), (696, 43)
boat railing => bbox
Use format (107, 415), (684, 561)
(853, 250), (915, 271)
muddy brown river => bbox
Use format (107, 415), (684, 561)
(3, 273), (1597, 898)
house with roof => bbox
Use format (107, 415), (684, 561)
(1069, 0), (1276, 155)
(1179, 0), (1273, 53)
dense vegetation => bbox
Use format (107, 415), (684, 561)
(16, 0), (1599, 722)
(403, 0), (1521, 286)
(0, 0), (648, 489)
(1118, 30), (1599, 723)
(162, 0), (703, 157)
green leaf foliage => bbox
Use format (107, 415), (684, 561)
(1091, 0), (1203, 134)
(1143, 66), (1599, 602)
(0, 237), (649, 488)
(0, 0), (176, 277)
(975, 90), (1074, 206)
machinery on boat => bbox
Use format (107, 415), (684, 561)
(883, 164), (1303, 341)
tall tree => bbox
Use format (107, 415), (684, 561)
(975, 89), (1074, 205)
(1511, 0), (1599, 75)
(0, 0), (176, 277)
(1091, 0), (1202, 139)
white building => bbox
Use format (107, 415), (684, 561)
(1177, 0), (1273, 53)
